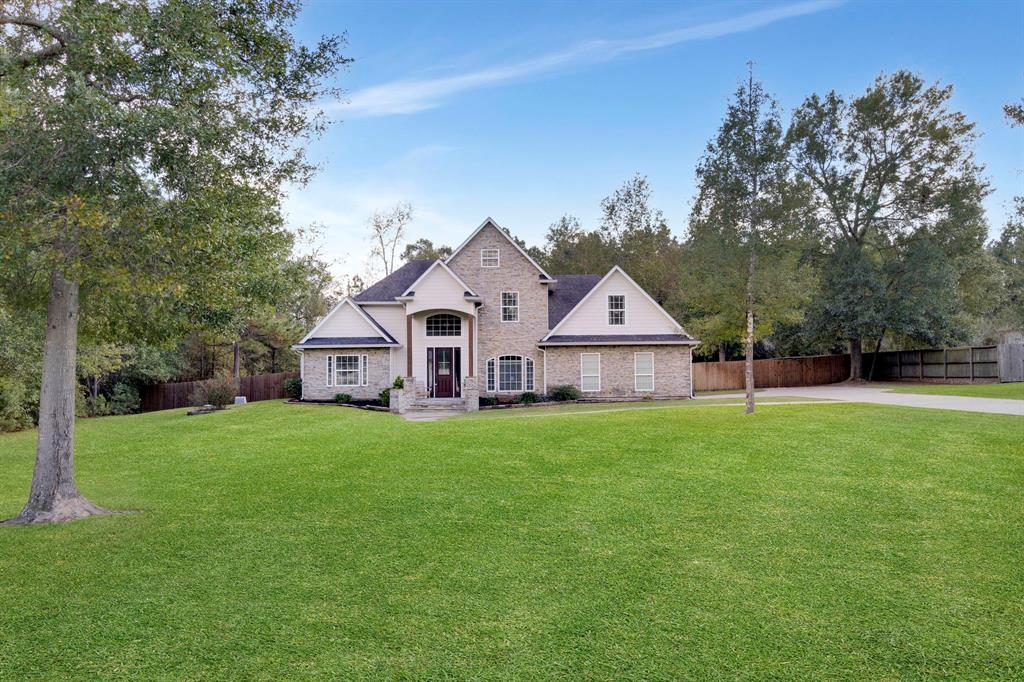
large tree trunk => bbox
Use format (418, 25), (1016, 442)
(719, 342), (727, 363)
(849, 337), (863, 381)
(4, 272), (107, 525)
(744, 251), (756, 415)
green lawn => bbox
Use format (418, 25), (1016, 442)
(1, 401), (1021, 680)
(881, 381), (1024, 400)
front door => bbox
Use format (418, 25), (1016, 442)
(428, 347), (461, 398)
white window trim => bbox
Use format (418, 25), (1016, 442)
(580, 353), (601, 392)
(500, 291), (519, 323)
(607, 293), (626, 327)
(334, 354), (364, 387)
(425, 313), (462, 337)
(480, 248), (500, 268)
(487, 354), (534, 393)
(634, 352), (654, 392)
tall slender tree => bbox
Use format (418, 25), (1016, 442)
(0, 1), (349, 524)
(686, 65), (813, 413)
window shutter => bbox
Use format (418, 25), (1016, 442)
(326, 355), (333, 386)
(525, 358), (535, 391)
(486, 358), (495, 392)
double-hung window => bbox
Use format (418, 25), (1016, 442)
(608, 295), (626, 326)
(634, 352), (654, 391)
(481, 248), (499, 267)
(580, 353), (601, 392)
(326, 354), (368, 387)
(501, 292), (519, 322)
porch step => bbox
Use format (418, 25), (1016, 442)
(406, 398), (468, 413)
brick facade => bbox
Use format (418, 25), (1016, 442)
(302, 348), (391, 401)
(447, 224), (549, 394)
(544, 345), (692, 399)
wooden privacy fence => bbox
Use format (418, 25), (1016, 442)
(140, 371), (298, 412)
(863, 346), (1000, 382)
(693, 354), (850, 392)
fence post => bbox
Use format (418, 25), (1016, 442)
(918, 350), (923, 380)
(943, 348), (948, 379)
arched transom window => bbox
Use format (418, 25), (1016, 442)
(426, 313), (461, 336)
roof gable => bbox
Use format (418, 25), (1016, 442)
(299, 298), (395, 344)
(542, 266), (692, 340)
(401, 259), (477, 298)
(446, 217), (553, 281)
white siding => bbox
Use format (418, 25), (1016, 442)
(315, 302), (382, 338)
(405, 265), (475, 315)
(555, 270), (679, 335)
(361, 304), (405, 381)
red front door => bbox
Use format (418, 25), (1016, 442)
(429, 347), (460, 398)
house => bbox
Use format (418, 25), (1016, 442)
(292, 218), (697, 413)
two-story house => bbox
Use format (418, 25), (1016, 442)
(292, 218), (697, 413)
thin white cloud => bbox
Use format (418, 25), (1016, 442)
(340, 0), (842, 117)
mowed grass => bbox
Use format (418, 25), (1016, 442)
(881, 381), (1024, 400)
(0, 401), (1021, 680)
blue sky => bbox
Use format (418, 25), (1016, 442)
(287, 0), (1024, 278)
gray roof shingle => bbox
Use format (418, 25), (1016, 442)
(354, 259), (434, 302)
(298, 337), (398, 347)
(540, 334), (696, 345)
(547, 274), (603, 328)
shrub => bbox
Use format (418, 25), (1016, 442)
(191, 372), (237, 409)
(0, 377), (35, 432)
(479, 396), (498, 407)
(515, 391), (539, 404)
(641, 394), (654, 402)
(548, 384), (582, 402)
(379, 387), (391, 405)
(334, 393), (352, 404)
(108, 382), (140, 415)
(283, 377), (302, 400)
(392, 376), (404, 389)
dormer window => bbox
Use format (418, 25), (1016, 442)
(608, 295), (626, 325)
(480, 248), (499, 267)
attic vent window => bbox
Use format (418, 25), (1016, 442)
(481, 248), (499, 267)
(608, 295), (626, 325)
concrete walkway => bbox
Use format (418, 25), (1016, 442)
(698, 384), (1024, 416)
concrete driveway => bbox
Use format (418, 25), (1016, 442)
(699, 384), (1024, 416)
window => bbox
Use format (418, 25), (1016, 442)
(608, 295), (625, 326)
(499, 356), (522, 392)
(489, 355), (534, 392)
(336, 355), (362, 386)
(327, 354), (368, 387)
(581, 353), (600, 392)
(481, 248), (499, 267)
(426, 313), (461, 336)
(635, 352), (654, 391)
(501, 292), (519, 322)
